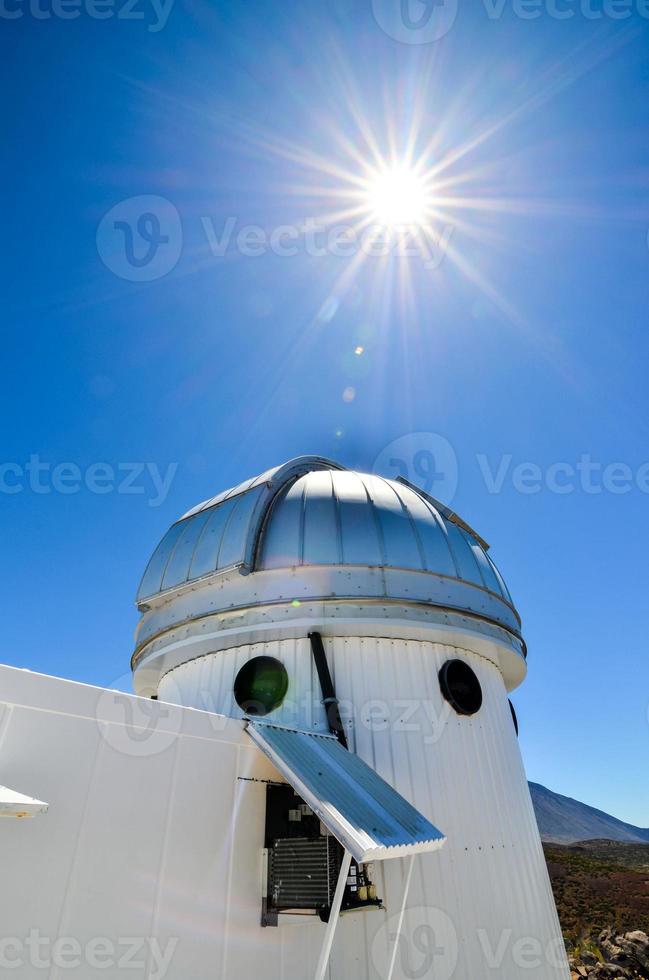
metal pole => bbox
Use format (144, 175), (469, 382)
(308, 632), (348, 748)
(314, 849), (352, 980)
(386, 854), (416, 980)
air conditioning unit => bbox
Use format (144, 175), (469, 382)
(261, 785), (381, 927)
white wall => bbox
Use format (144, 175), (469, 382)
(0, 665), (264, 979)
(0, 645), (568, 980)
(161, 633), (569, 980)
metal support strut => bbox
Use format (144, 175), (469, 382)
(386, 854), (416, 980)
(308, 632), (348, 749)
(314, 849), (352, 980)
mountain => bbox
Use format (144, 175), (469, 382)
(529, 782), (649, 844)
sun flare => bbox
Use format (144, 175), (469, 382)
(235, 78), (548, 335)
(363, 165), (434, 230)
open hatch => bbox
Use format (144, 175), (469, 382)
(246, 721), (446, 980)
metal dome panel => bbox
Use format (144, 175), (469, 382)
(138, 486), (265, 601)
(258, 468), (511, 603)
(136, 456), (516, 627)
(137, 457), (345, 603)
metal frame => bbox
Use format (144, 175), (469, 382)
(314, 850), (352, 980)
(386, 855), (416, 980)
(314, 852), (418, 980)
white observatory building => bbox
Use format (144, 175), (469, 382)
(0, 456), (568, 979)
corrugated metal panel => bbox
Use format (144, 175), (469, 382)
(362, 475), (424, 570)
(487, 551), (514, 604)
(187, 497), (237, 579)
(463, 527), (503, 594)
(259, 479), (305, 570)
(391, 481), (458, 577)
(324, 634), (567, 980)
(137, 486), (264, 601)
(1, 655), (569, 979)
(444, 521), (484, 586)
(218, 486), (263, 568)
(137, 520), (186, 601)
(138, 455), (515, 619)
(160, 510), (211, 591)
(302, 469), (340, 565)
(334, 471), (383, 565)
(339, 635), (566, 980)
(179, 465), (281, 520)
(246, 721), (446, 863)
(156, 635), (568, 980)
(179, 457), (344, 521)
(258, 468), (512, 604)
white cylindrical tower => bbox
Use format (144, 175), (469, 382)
(132, 456), (568, 980)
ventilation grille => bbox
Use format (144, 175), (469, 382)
(270, 837), (340, 910)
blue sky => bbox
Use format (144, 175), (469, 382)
(2, 0), (648, 824)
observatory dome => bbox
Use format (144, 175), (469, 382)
(133, 456), (525, 694)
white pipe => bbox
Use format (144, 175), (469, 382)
(386, 854), (416, 980)
(314, 849), (352, 980)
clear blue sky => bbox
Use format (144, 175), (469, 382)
(2, 0), (648, 825)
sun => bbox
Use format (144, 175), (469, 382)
(363, 165), (434, 230)
(237, 86), (531, 326)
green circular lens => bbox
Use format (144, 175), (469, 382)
(234, 656), (289, 716)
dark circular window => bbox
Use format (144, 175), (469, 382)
(509, 699), (519, 736)
(234, 656), (289, 716)
(438, 659), (482, 716)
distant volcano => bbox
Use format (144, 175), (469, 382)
(529, 782), (649, 844)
